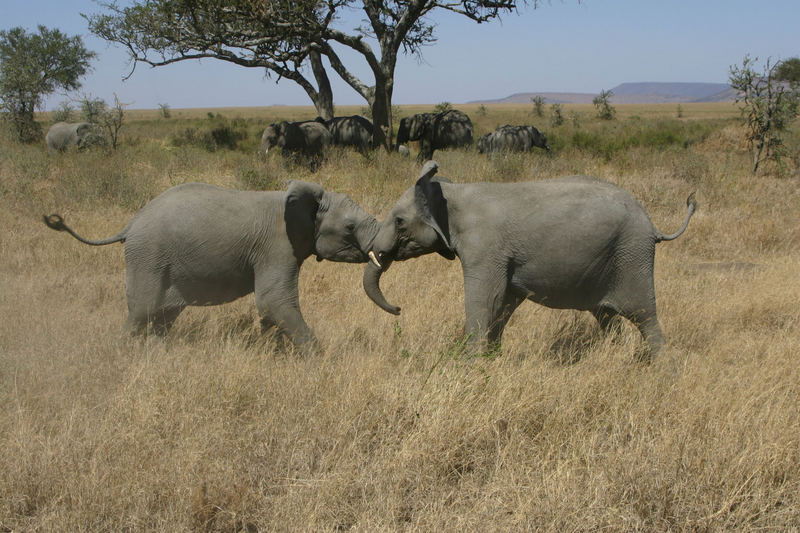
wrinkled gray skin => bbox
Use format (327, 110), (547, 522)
(43, 181), (378, 351)
(261, 120), (332, 167)
(317, 115), (374, 151)
(478, 125), (550, 154)
(46, 122), (96, 151)
(396, 110), (473, 161)
(364, 162), (697, 359)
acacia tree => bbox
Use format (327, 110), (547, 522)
(87, 0), (525, 149)
(775, 57), (800, 83)
(0, 26), (95, 142)
(729, 55), (799, 174)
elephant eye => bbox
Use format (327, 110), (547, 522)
(395, 216), (405, 228)
(345, 220), (356, 232)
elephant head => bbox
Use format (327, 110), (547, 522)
(363, 161), (454, 314)
(286, 180), (378, 264)
(261, 123), (280, 154)
(525, 126), (551, 153)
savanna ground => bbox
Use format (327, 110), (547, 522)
(1, 102), (799, 531)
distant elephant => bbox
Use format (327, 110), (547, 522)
(317, 115), (374, 151)
(43, 181), (379, 350)
(396, 110), (473, 161)
(363, 161), (697, 359)
(478, 124), (550, 154)
(261, 120), (332, 167)
(46, 122), (102, 151)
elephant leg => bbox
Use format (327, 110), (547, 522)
(124, 266), (167, 336)
(151, 307), (184, 336)
(254, 266), (318, 352)
(463, 267), (511, 352)
(487, 291), (525, 345)
(631, 312), (666, 361)
(592, 305), (620, 336)
(609, 280), (665, 360)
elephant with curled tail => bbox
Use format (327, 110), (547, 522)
(396, 110), (473, 161)
(43, 181), (379, 351)
(478, 124), (550, 154)
(363, 161), (697, 359)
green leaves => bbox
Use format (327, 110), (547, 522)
(0, 26), (95, 142)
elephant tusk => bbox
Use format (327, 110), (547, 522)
(368, 250), (382, 269)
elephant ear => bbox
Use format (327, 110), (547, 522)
(414, 161), (456, 259)
(285, 180), (325, 257)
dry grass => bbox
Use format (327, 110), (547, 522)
(2, 103), (799, 531)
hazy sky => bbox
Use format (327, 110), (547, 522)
(3, 0), (798, 109)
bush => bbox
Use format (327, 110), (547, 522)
(80, 96), (107, 123)
(52, 102), (74, 123)
(434, 101), (453, 114)
(593, 89), (616, 120)
(531, 96), (545, 117)
(550, 104), (564, 127)
(169, 115), (248, 151)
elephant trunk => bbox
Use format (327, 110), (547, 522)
(363, 255), (401, 315)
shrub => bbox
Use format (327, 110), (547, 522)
(169, 115), (248, 151)
(530, 96), (545, 117)
(550, 104), (564, 127)
(52, 102), (74, 123)
(729, 55), (800, 174)
(434, 101), (453, 114)
(593, 89), (616, 120)
(80, 95), (107, 123)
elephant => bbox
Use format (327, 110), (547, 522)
(396, 110), (473, 161)
(43, 181), (379, 350)
(363, 161), (697, 359)
(261, 120), (332, 167)
(477, 125), (550, 154)
(316, 115), (374, 151)
(45, 122), (104, 151)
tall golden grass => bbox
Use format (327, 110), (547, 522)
(1, 103), (799, 531)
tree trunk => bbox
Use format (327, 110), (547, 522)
(370, 75), (394, 150)
(309, 50), (334, 120)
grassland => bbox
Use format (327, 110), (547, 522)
(1, 102), (799, 531)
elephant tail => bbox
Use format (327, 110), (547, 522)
(43, 214), (127, 246)
(655, 192), (697, 242)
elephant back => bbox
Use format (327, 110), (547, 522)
(327, 115), (373, 148)
(431, 110), (473, 149)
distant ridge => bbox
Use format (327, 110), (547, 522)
(469, 82), (735, 105)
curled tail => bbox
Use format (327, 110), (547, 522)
(655, 192), (697, 243)
(43, 214), (127, 246)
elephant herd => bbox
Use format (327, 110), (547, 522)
(260, 109), (551, 164)
(44, 159), (696, 360)
(47, 110), (551, 164)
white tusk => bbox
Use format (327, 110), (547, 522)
(368, 250), (382, 269)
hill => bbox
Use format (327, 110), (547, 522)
(470, 82), (735, 105)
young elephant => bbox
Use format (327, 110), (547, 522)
(261, 121), (332, 160)
(44, 181), (379, 350)
(478, 124), (550, 154)
(363, 162), (697, 358)
(45, 122), (101, 151)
